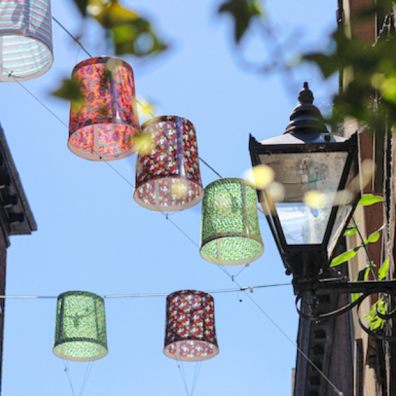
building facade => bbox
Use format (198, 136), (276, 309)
(293, 1), (396, 395)
(0, 125), (36, 393)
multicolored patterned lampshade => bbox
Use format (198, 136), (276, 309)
(0, 0), (53, 81)
(200, 178), (264, 265)
(134, 116), (203, 211)
(164, 290), (219, 362)
(68, 57), (140, 161)
(53, 291), (108, 362)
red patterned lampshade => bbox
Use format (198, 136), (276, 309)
(68, 57), (140, 161)
(164, 290), (219, 362)
(134, 116), (203, 211)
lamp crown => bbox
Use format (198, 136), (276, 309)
(298, 82), (314, 104)
(284, 82), (329, 135)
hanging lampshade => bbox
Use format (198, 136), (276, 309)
(53, 291), (108, 362)
(0, 0), (53, 81)
(164, 290), (219, 362)
(68, 56), (140, 161)
(200, 178), (264, 265)
(134, 115), (203, 211)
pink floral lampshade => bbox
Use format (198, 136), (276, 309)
(164, 290), (219, 362)
(68, 57), (140, 161)
(134, 116), (203, 211)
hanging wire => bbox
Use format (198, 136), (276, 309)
(177, 361), (191, 396)
(232, 264), (250, 279)
(51, 16), (226, 181)
(9, 14), (342, 396)
(190, 362), (201, 396)
(8, 72), (135, 189)
(159, 218), (344, 396)
(62, 360), (77, 396)
(79, 362), (94, 396)
(0, 283), (291, 301)
(231, 277), (344, 396)
(52, 16), (93, 58)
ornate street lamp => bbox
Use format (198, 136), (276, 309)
(249, 82), (396, 333)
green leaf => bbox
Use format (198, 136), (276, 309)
(364, 230), (381, 244)
(218, 0), (263, 43)
(304, 53), (340, 78)
(358, 194), (384, 206)
(111, 20), (168, 57)
(365, 299), (388, 331)
(72, 0), (89, 16)
(378, 257), (390, 280)
(351, 292), (362, 303)
(51, 78), (83, 101)
(343, 227), (357, 237)
(330, 248), (359, 267)
(93, 1), (139, 28)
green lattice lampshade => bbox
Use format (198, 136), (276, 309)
(53, 291), (108, 362)
(200, 178), (264, 265)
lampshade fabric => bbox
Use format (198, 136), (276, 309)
(0, 0), (53, 81)
(134, 115), (203, 211)
(68, 57), (140, 161)
(164, 290), (219, 362)
(53, 291), (108, 362)
(200, 178), (264, 265)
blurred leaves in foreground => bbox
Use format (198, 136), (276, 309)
(72, 0), (167, 57)
(304, 10), (396, 133)
(218, 0), (264, 42)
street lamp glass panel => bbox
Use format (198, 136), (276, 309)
(327, 158), (357, 255)
(259, 151), (348, 245)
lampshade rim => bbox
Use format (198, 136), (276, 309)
(200, 236), (264, 266)
(53, 342), (108, 362)
(163, 342), (219, 362)
(57, 290), (104, 301)
(141, 115), (194, 131)
(134, 177), (203, 212)
(67, 134), (136, 161)
(0, 34), (53, 82)
(166, 289), (214, 301)
(203, 177), (252, 191)
(71, 56), (133, 76)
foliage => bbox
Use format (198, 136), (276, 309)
(378, 257), (390, 281)
(330, 248), (359, 267)
(329, 192), (390, 333)
(218, 0), (263, 42)
(365, 298), (388, 331)
(358, 194), (384, 207)
(71, 0), (167, 57)
(303, 1), (396, 132)
(52, 78), (83, 101)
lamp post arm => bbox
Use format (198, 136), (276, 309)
(294, 278), (396, 342)
(294, 279), (396, 296)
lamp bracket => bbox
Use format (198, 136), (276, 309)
(294, 278), (396, 342)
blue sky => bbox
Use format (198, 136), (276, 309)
(1, 1), (337, 395)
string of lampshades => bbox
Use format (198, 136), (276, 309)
(0, 2), (345, 396)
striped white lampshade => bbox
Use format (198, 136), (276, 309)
(0, 0), (53, 81)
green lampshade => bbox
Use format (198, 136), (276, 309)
(53, 291), (108, 362)
(200, 178), (264, 265)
